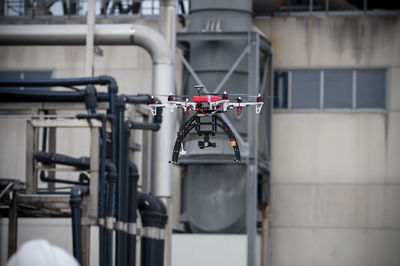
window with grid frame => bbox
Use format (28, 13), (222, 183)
(273, 69), (386, 110)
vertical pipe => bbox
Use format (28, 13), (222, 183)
(108, 92), (117, 266)
(7, 194), (18, 259)
(127, 162), (138, 266)
(159, 0), (177, 52)
(151, 63), (174, 266)
(125, 122), (139, 266)
(70, 186), (89, 265)
(261, 206), (270, 266)
(116, 98), (126, 266)
(86, 0), (96, 76)
(142, 114), (151, 193)
(104, 180), (113, 266)
(99, 120), (107, 266)
(155, 5), (176, 265)
(71, 206), (83, 263)
(26, 121), (38, 194)
(47, 125), (57, 191)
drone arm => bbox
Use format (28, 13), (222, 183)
(148, 103), (167, 116)
(229, 102), (264, 114)
(215, 116), (241, 163)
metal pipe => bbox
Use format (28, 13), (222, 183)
(137, 192), (168, 266)
(124, 121), (140, 266)
(154, 0), (176, 194)
(0, 23), (174, 180)
(0, 22), (174, 190)
(127, 161), (139, 266)
(157, 3), (176, 265)
(159, 0), (177, 51)
(116, 97), (127, 266)
(0, 23), (175, 265)
(70, 185), (90, 264)
(0, 24), (172, 64)
(86, 0), (96, 76)
(151, 64), (174, 197)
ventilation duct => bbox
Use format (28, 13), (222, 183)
(179, 0), (272, 234)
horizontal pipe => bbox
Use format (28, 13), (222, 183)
(35, 151), (90, 170)
(0, 88), (159, 107)
(0, 24), (173, 65)
(0, 76), (114, 87)
(0, 89), (86, 102)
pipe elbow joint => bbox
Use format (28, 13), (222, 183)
(137, 192), (168, 228)
(105, 161), (117, 176)
(99, 75), (118, 93)
(70, 185), (89, 207)
(152, 123), (161, 132)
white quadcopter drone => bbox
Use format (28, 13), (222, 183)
(148, 85), (264, 165)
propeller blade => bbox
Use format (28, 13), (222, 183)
(229, 93), (276, 99)
(152, 93), (190, 98)
(229, 93), (259, 98)
(201, 93), (223, 96)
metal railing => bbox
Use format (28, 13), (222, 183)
(1, 0), (398, 20)
(0, 0), (188, 18)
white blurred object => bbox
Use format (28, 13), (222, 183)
(6, 239), (79, 266)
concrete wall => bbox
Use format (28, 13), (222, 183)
(254, 15), (400, 266)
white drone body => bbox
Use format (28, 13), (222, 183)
(148, 91), (263, 117)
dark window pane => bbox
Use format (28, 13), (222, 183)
(324, 70), (352, 108)
(356, 70), (385, 109)
(274, 71), (288, 108)
(291, 70), (320, 108)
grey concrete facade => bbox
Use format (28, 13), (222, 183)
(255, 15), (400, 266)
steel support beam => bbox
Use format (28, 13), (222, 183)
(246, 32), (260, 266)
(213, 44), (250, 94)
(26, 120), (39, 194)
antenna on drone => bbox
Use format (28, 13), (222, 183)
(194, 84), (205, 96)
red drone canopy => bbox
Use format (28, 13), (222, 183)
(193, 95), (221, 103)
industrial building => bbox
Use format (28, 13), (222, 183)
(0, 0), (399, 266)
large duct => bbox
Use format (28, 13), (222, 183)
(181, 0), (255, 233)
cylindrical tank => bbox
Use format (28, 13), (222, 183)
(183, 164), (246, 233)
(182, 0), (253, 233)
